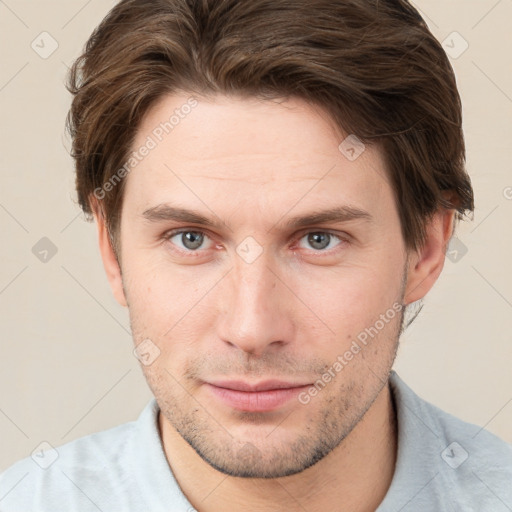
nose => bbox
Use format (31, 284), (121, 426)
(215, 254), (295, 357)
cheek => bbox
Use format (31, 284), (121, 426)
(121, 227), (405, 368)
(294, 261), (404, 335)
(123, 253), (201, 317)
(123, 259), (216, 366)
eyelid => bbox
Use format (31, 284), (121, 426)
(294, 228), (351, 243)
(161, 227), (350, 254)
(162, 228), (216, 253)
(293, 230), (349, 252)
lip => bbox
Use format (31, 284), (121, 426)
(204, 380), (312, 412)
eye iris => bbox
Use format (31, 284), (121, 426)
(308, 232), (330, 250)
(182, 231), (203, 250)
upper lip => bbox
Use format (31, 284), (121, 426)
(207, 379), (311, 392)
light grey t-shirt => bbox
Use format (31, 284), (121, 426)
(1, 371), (511, 511)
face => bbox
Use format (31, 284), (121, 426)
(116, 93), (410, 478)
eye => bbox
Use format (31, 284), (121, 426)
(165, 230), (214, 252)
(297, 232), (343, 251)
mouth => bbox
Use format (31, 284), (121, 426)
(204, 379), (312, 412)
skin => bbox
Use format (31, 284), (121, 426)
(93, 93), (454, 512)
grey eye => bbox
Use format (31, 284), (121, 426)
(170, 231), (209, 251)
(299, 232), (341, 251)
(182, 231), (203, 250)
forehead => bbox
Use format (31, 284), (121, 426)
(123, 93), (392, 218)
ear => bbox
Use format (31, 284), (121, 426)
(90, 197), (127, 308)
(404, 208), (455, 305)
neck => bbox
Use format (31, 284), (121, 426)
(159, 382), (397, 512)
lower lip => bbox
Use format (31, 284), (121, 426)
(205, 384), (311, 412)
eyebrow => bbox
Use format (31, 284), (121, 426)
(142, 204), (218, 227)
(141, 204), (372, 230)
(282, 206), (372, 229)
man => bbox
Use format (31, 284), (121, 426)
(1, 0), (510, 510)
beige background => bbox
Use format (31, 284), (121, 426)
(0, 0), (511, 472)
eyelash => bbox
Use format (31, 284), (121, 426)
(161, 228), (349, 256)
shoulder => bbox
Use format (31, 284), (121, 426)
(383, 372), (512, 511)
(0, 404), (153, 512)
(391, 370), (512, 463)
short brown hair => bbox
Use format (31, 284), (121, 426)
(66, 0), (474, 255)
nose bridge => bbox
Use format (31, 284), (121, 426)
(234, 255), (275, 308)
(217, 253), (291, 355)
